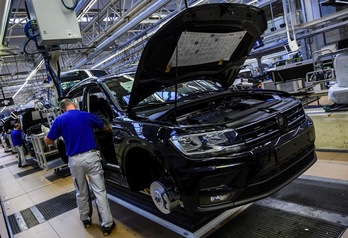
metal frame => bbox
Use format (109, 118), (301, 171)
(31, 132), (63, 170)
(2, 0), (348, 109)
(30, 107), (66, 171)
(107, 192), (251, 238)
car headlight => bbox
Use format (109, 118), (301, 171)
(170, 129), (245, 156)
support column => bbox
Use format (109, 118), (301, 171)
(303, 0), (325, 54)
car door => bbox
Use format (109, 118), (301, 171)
(84, 85), (119, 168)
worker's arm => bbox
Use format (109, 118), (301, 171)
(102, 124), (112, 134)
(44, 136), (55, 145)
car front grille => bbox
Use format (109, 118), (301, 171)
(283, 103), (306, 128)
(236, 103), (306, 146)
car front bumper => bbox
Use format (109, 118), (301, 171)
(176, 123), (317, 214)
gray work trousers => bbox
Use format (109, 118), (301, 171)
(15, 145), (27, 166)
(68, 150), (113, 227)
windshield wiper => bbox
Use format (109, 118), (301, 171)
(133, 101), (175, 110)
(147, 101), (176, 105)
(177, 90), (219, 101)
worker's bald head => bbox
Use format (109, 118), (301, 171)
(60, 98), (75, 112)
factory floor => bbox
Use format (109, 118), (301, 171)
(1, 89), (346, 238)
(0, 148), (347, 238)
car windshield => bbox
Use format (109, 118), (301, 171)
(104, 76), (222, 109)
(156, 80), (221, 102)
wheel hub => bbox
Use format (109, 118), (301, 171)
(150, 181), (180, 214)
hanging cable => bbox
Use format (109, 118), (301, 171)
(23, 16), (64, 104)
(184, 0), (189, 9)
(23, 35), (40, 55)
(44, 56), (63, 98)
(23, 20), (41, 55)
(61, 0), (79, 10)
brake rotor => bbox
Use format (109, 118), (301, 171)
(150, 181), (180, 214)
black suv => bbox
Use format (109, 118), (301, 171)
(65, 3), (316, 215)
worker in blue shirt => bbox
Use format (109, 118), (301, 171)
(11, 123), (29, 167)
(44, 98), (115, 236)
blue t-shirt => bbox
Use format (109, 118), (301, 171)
(11, 129), (23, 147)
(47, 110), (104, 156)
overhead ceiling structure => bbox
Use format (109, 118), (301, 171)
(2, 0), (231, 112)
(1, 0), (348, 114)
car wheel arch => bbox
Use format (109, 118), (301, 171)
(122, 144), (172, 192)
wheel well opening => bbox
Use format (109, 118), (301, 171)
(125, 148), (162, 191)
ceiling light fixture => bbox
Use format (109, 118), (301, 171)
(0, 58), (44, 112)
(191, 0), (205, 7)
(247, 0), (258, 5)
(92, 31), (156, 69)
(12, 59), (44, 99)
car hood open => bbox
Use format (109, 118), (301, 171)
(128, 3), (267, 110)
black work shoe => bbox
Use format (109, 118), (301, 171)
(83, 219), (91, 228)
(21, 164), (30, 167)
(102, 221), (115, 236)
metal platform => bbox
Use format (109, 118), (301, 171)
(2, 168), (347, 237)
(106, 175), (348, 238)
(105, 183), (239, 234)
(107, 192), (249, 238)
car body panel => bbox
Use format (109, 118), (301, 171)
(66, 75), (316, 214)
(59, 69), (109, 95)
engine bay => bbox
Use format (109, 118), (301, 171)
(175, 95), (285, 125)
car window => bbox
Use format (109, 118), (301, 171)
(104, 76), (134, 108)
(90, 70), (108, 77)
(69, 89), (84, 110)
(87, 86), (114, 121)
(103, 75), (160, 109)
(104, 76), (221, 109)
(151, 80), (221, 102)
(60, 72), (83, 94)
(60, 70), (108, 96)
